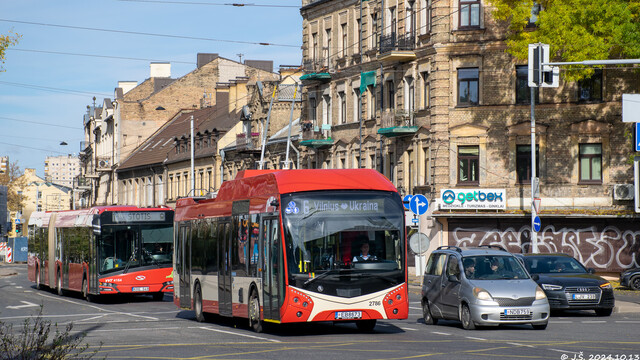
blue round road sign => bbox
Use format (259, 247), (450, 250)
(403, 195), (413, 210)
(532, 216), (541, 232)
(409, 194), (429, 216)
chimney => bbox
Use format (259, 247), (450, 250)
(150, 62), (171, 78)
(117, 81), (138, 95)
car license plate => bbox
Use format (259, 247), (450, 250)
(572, 293), (596, 300)
(132, 286), (149, 292)
(335, 311), (362, 320)
(504, 308), (530, 316)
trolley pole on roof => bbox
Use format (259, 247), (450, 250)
(259, 84), (278, 170)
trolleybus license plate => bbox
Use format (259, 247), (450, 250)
(504, 308), (530, 316)
(335, 311), (362, 320)
(132, 287), (149, 292)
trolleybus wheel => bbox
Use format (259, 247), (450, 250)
(355, 319), (376, 332)
(35, 267), (41, 290)
(82, 278), (93, 302)
(248, 290), (263, 333)
(194, 284), (205, 322)
(56, 271), (63, 296)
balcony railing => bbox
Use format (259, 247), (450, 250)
(381, 109), (416, 128)
(379, 32), (416, 53)
(236, 133), (260, 151)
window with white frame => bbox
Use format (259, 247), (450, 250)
(341, 23), (347, 58)
(353, 87), (361, 122)
(422, 72), (430, 108)
(339, 91), (346, 124)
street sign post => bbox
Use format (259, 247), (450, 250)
(636, 123), (640, 152)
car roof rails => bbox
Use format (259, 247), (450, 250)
(477, 244), (507, 252)
(436, 245), (462, 253)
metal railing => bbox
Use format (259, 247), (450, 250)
(381, 109), (415, 128)
(379, 32), (416, 53)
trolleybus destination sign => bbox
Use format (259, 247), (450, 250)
(112, 212), (166, 223)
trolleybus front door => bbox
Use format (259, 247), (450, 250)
(218, 221), (232, 316)
(261, 217), (281, 321)
(178, 224), (191, 309)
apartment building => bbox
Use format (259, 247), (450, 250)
(299, 0), (640, 273)
(44, 155), (80, 188)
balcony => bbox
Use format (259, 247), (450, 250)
(300, 122), (333, 149)
(378, 33), (417, 63)
(74, 176), (92, 190)
(377, 109), (419, 138)
(235, 133), (260, 153)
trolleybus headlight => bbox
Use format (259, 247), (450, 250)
(296, 311), (302, 317)
(387, 299), (393, 305)
(393, 308), (398, 314)
(396, 294), (401, 300)
(294, 297), (299, 303)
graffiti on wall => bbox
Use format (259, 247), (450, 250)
(450, 221), (640, 272)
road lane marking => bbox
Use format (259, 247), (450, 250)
(400, 327), (418, 331)
(194, 326), (281, 343)
(465, 337), (486, 341)
(6, 301), (39, 309)
(581, 320), (606, 324)
(36, 292), (159, 320)
(432, 331), (451, 336)
(615, 320), (640, 323)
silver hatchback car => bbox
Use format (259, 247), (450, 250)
(421, 246), (550, 330)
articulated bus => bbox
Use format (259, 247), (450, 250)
(28, 206), (174, 301)
(174, 169), (407, 332)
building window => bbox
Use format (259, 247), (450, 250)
(371, 13), (378, 50)
(356, 18), (361, 54)
(312, 32), (318, 65)
(325, 28), (332, 68)
(386, 80), (395, 110)
(579, 143), (602, 184)
(578, 69), (603, 102)
(341, 23), (347, 58)
(516, 145), (539, 184)
(516, 66), (538, 104)
(309, 97), (317, 123)
(459, 0), (481, 28)
(422, 72), (430, 108)
(528, 2), (541, 27)
(405, 77), (414, 114)
(458, 145), (479, 185)
(339, 91), (346, 124)
(368, 85), (376, 119)
(458, 68), (479, 106)
(406, 1), (415, 36)
(353, 88), (361, 122)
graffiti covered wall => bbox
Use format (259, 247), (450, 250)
(447, 218), (640, 272)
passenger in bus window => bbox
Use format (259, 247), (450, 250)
(353, 240), (377, 262)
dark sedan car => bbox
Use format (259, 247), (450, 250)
(620, 268), (640, 290)
(516, 253), (615, 316)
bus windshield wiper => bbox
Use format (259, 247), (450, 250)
(303, 269), (342, 287)
(123, 252), (136, 274)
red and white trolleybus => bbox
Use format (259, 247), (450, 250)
(174, 169), (408, 332)
(28, 206), (174, 301)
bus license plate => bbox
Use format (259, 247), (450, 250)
(132, 287), (149, 292)
(572, 293), (596, 300)
(335, 311), (362, 320)
(505, 308), (530, 316)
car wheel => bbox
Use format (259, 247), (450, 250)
(630, 275), (640, 291)
(248, 290), (263, 333)
(460, 304), (476, 330)
(532, 322), (547, 330)
(355, 319), (377, 332)
(595, 308), (613, 316)
(194, 284), (205, 322)
(422, 299), (438, 325)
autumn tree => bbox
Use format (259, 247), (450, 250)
(0, 30), (20, 72)
(491, 0), (640, 81)
(0, 161), (27, 213)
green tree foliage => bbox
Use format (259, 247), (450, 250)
(0, 161), (27, 212)
(0, 30), (20, 72)
(0, 308), (102, 359)
(491, 0), (640, 81)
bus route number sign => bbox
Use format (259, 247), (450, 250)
(112, 212), (165, 223)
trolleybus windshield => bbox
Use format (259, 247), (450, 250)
(99, 224), (173, 273)
(281, 191), (405, 296)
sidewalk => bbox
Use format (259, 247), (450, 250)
(407, 275), (640, 314)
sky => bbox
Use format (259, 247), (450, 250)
(0, 0), (302, 178)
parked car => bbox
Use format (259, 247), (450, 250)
(421, 245), (549, 330)
(619, 267), (640, 290)
(515, 253), (615, 316)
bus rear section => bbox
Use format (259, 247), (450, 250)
(173, 169), (407, 332)
(28, 207), (174, 301)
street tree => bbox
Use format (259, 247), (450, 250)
(0, 30), (20, 72)
(491, 0), (640, 81)
(0, 161), (27, 213)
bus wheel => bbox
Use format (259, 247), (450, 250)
(194, 284), (205, 323)
(56, 272), (63, 296)
(35, 268), (41, 290)
(152, 292), (165, 301)
(82, 278), (92, 302)
(356, 319), (376, 332)
(248, 290), (263, 333)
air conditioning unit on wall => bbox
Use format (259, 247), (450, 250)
(98, 159), (109, 168)
(613, 184), (635, 200)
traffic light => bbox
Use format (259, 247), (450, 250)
(15, 223), (22, 234)
(528, 43), (559, 88)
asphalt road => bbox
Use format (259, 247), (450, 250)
(2, 263), (640, 360)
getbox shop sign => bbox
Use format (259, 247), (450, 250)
(439, 189), (506, 210)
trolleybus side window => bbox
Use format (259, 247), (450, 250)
(205, 220), (218, 274)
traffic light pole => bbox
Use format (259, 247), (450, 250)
(530, 87), (538, 253)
